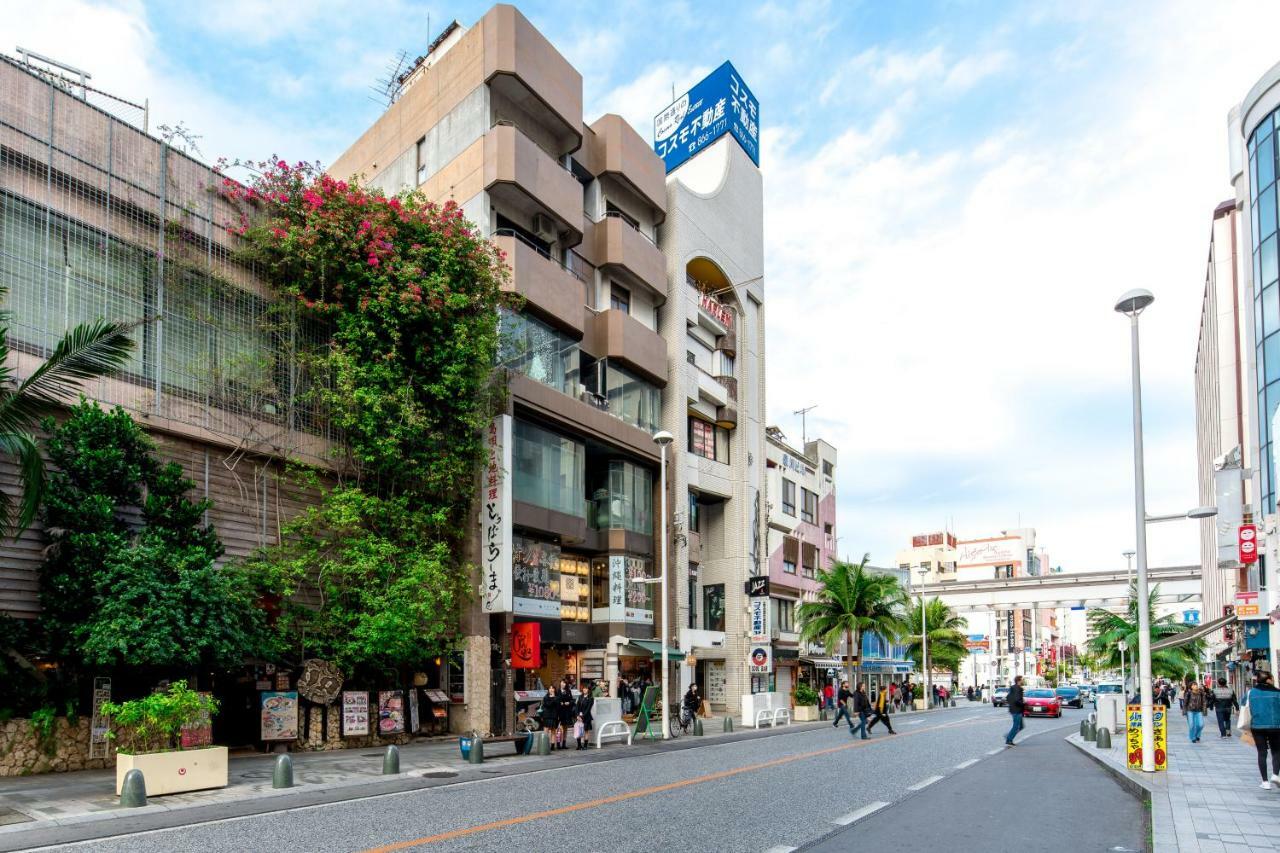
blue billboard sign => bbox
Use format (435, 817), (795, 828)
(654, 61), (759, 173)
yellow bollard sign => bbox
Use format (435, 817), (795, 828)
(1125, 704), (1167, 771)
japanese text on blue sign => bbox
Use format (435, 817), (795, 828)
(654, 61), (759, 173)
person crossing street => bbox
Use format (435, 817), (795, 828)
(832, 681), (855, 731)
(1005, 675), (1025, 746)
(852, 683), (871, 739)
(867, 685), (897, 735)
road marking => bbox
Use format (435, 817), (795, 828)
(907, 775), (944, 791)
(832, 801), (889, 825)
(358, 718), (993, 853)
(761, 847), (797, 853)
(904, 719), (924, 726)
(986, 747), (1004, 755)
(954, 758), (979, 769)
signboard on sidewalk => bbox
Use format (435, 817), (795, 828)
(342, 691), (369, 736)
(378, 690), (405, 735)
(1125, 704), (1167, 771)
(261, 692), (299, 741)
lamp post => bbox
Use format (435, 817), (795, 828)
(1117, 638), (1128, 698)
(917, 566), (930, 707)
(653, 429), (673, 738)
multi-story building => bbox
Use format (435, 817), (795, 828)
(757, 427), (836, 695)
(895, 531), (957, 584)
(1194, 199), (1251, 681)
(332, 6), (673, 733)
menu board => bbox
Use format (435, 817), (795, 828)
(261, 691), (299, 741)
(342, 691), (369, 736)
(424, 689), (451, 703)
(408, 689), (420, 734)
(707, 661), (726, 707)
(512, 536), (561, 617)
(378, 690), (405, 735)
(624, 555), (654, 623)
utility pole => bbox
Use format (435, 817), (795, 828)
(794, 405), (817, 445)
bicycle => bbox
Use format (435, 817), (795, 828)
(669, 702), (694, 738)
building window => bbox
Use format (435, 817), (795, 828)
(801, 488), (817, 524)
(498, 309), (579, 395)
(781, 479), (796, 516)
(686, 351), (696, 365)
(512, 419), (585, 517)
(802, 542), (817, 578)
(602, 361), (660, 433)
(446, 651), (466, 703)
(822, 460), (834, 477)
(610, 283), (631, 314)
(771, 598), (795, 633)
(688, 492), (701, 533)
(689, 417), (730, 462)
(687, 565), (698, 629)
(703, 584), (725, 632)
(783, 557), (796, 574)
(590, 459), (653, 535)
(717, 350), (734, 377)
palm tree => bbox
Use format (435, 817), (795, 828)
(798, 554), (910, 685)
(904, 597), (968, 677)
(0, 286), (136, 535)
(1086, 582), (1203, 679)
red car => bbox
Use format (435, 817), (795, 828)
(1022, 688), (1062, 718)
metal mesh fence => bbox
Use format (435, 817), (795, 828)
(0, 54), (333, 464)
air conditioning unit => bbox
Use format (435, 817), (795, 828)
(531, 213), (556, 241)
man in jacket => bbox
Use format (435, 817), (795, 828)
(1212, 677), (1239, 737)
(832, 681), (855, 731)
(1005, 675), (1025, 746)
(867, 684), (897, 735)
(852, 683), (872, 739)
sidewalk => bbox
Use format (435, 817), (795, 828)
(0, 701), (969, 850)
(1068, 708), (1280, 852)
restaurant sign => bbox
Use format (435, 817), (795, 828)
(480, 415), (513, 613)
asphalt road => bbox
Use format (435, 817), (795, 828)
(31, 704), (1142, 853)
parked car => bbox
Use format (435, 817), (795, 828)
(993, 686), (1011, 707)
(1054, 686), (1084, 708)
(1023, 688), (1062, 718)
(1093, 681), (1124, 707)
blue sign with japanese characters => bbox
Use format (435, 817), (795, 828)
(654, 61), (759, 173)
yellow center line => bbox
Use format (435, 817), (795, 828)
(360, 715), (992, 852)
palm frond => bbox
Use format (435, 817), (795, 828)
(0, 431), (43, 536)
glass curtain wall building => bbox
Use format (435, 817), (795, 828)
(1250, 111), (1280, 513)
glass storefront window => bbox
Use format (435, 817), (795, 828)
(703, 584), (725, 632)
(513, 419), (585, 517)
(512, 535), (560, 618)
(595, 460), (653, 535)
(604, 361), (660, 433)
(498, 309), (580, 395)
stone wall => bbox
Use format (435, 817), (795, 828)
(0, 717), (113, 777)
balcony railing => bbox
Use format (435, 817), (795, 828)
(598, 209), (656, 245)
(492, 119), (572, 171)
(493, 228), (588, 283)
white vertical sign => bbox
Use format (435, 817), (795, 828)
(750, 598), (769, 642)
(481, 414), (513, 613)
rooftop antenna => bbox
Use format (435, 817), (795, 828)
(794, 404), (816, 445)
(372, 48), (411, 107)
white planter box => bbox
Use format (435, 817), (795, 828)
(116, 746), (228, 796)
(793, 705), (819, 721)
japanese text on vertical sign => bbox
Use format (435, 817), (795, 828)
(654, 61), (759, 173)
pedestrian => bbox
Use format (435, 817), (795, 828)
(852, 683), (871, 739)
(1005, 675), (1026, 746)
(888, 681), (898, 712)
(1212, 677), (1239, 737)
(823, 682), (835, 711)
(618, 675), (631, 715)
(867, 682), (897, 735)
(1184, 681), (1207, 743)
(539, 686), (561, 748)
(576, 682), (595, 749)
(557, 680), (575, 749)
(1245, 671), (1280, 789)
(832, 680), (855, 731)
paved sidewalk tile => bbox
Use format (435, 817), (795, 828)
(1069, 706), (1280, 852)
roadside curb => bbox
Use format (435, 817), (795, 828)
(1064, 733), (1154, 846)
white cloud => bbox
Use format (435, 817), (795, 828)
(765, 1), (1280, 572)
(586, 61), (713, 135)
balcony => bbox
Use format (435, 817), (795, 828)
(689, 281), (735, 335)
(687, 361), (729, 407)
(484, 123), (584, 245)
(584, 309), (667, 386)
(594, 212), (666, 300)
(493, 232), (587, 336)
(588, 114), (667, 221)
(481, 5), (583, 154)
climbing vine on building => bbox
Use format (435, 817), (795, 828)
(229, 161), (512, 676)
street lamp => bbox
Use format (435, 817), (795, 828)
(653, 429), (673, 738)
(917, 566), (930, 707)
(1114, 287), (1157, 772)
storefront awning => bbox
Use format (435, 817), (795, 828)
(622, 640), (686, 661)
(800, 657), (844, 669)
(1150, 612), (1236, 652)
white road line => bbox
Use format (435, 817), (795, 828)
(832, 801), (889, 826)
(907, 775), (945, 791)
(986, 747), (1004, 755)
(761, 846), (797, 853)
(904, 719), (924, 726)
(954, 758), (979, 769)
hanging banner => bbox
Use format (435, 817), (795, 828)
(261, 692), (299, 741)
(342, 691), (369, 736)
(1240, 523), (1258, 565)
(378, 690), (405, 735)
(481, 414), (513, 613)
(750, 597), (769, 642)
(512, 621), (542, 669)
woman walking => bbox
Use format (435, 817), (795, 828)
(866, 684), (897, 735)
(1247, 672), (1280, 789)
(1184, 681), (1207, 743)
(576, 682), (595, 749)
(539, 686), (561, 748)
(557, 679), (576, 749)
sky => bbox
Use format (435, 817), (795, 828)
(5, 0), (1280, 573)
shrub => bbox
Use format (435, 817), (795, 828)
(794, 683), (820, 706)
(100, 681), (218, 754)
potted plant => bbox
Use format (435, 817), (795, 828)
(101, 681), (228, 796)
(792, 683), (821, 721)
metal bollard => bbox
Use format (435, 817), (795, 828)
(723, 716), (734, 732)
(382, 744), (400, 775)
(272, 754), (294, 789)
(1096, 727), (1112, 749)
(693, 718), (704, 736)
(950, 699), (956, 708)
(468, 735), (485, 764)
(1079, 719), (1089, 738)
(534, 730), (551, 755)
(819, 708), (827, 721)
(119, 768), (147, 808)
(1083, 720), (1097, 742)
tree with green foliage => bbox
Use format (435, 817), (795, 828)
(798, 555), (910, 685)
(1086, 583), (1204, 680)
(227, 161), (512, 676)
(39, 401), (273, 670)
(0, 285), (135, 536)
(904, 597), (968, 676)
